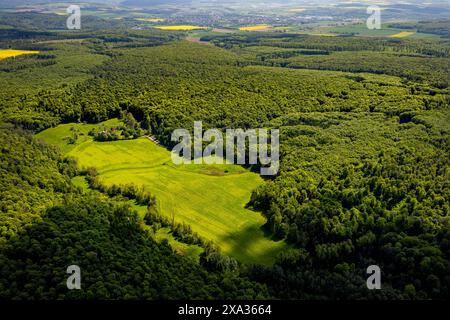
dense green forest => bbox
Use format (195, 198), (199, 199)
(204, 33), (450, 88)
(0, 13), (449, 300)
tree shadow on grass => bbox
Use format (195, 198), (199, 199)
(218, 223), (288, 266)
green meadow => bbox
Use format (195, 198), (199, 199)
(36, 121), (288, 265)
(318, 24), (440, 39)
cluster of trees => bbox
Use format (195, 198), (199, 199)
(90, 127), (121, 142)
(62, 126), (86, 145)
(85, 166), (157, 208)
(145, 208), (204, 247)
(89, 112), (144, 141)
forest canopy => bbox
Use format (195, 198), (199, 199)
(0, 15), (448, 300)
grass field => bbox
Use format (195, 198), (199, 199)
(37, 121), (288, 265)
(136, 18), (165, 23)
(0, 49), (40, 59)
(289, 8), (306, 13)
(306, 33), (338, 37)
(155, 25), (208, 31)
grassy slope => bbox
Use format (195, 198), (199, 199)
(37, 122), (288, 265)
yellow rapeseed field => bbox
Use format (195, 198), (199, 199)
(0, 49), (40, 60)
(390, 31), (415, 38)
(239, 24), (272, 31)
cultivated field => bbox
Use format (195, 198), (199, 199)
(319, 24), (439, 38)
(136, 18), (165, 23)
(0, 49), (40, 59)
(36, 122), (288, 265)
(155, 25), (208, 30)
(239, 25), (272, 31)
(389, 31), (416, 38)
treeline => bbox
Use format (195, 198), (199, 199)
(84, 166), (157, 207)
(88, 112), (145, 141)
